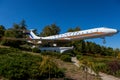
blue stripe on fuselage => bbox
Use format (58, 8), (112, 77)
(26, 33), (34, 39)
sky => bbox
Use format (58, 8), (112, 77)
(0, 0), (120, 48)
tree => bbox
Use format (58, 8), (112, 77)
(81, 40), (86, 53)
(40, 25), (52, 37)
(19, 19), (27, 30)
(1, 30), (20, 47)
(10, 20), (27, 38)
(73, 40), (84, 54)
(67, 28), (73, 32)
(4, 30), (16, 37)
(67, 26), (81, 32)
(13, 23), (20, 30)
(0, 25), (5, 38)
(74, 26), (81, 31)
(40, 24), (60, 37)
(51, 24), (60, 35)
(114, 48), (120, 58)
(106, 47), (114, 56)
(9, 20), (28, 38)
(12, 23), (23, 38)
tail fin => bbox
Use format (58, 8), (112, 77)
(26, 29), (40, 39)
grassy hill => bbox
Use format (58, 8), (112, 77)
(0, 46), (100, 80)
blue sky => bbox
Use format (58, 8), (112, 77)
(0, 0), (120, 48)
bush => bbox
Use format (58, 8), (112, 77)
(0, 48), (10, 54)
(1, 39), (21, 48)
(41, 52), (60, 58)
(32, 47), (41, 53)
(0, 53), (42, 80)
(0, 47), (21, 55)
(20, 44), (32, 52)
(61, 53), (73, 57)
(0, 47), (64, 80)
(94, 60), (120, 77)
(106, 60), (120, 75)
(76, 55), (82, 60)
(94, 62), (107, 73)
(39, 57), (64, 79)
(60, 55), (71, 62)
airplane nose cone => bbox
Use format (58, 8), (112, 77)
(114, 29), (119, 34)
(113, 29), (119, 34)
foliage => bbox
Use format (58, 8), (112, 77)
(19, 44), (32, 52)
(0, 47), (21, 55)
(0, 25), (5, 38)
(40, 24), (60, 37)
(19, 19), (27, 30)
(94, 62), (107, 73)
(39, 56), (64, 79)
(41, 52), (72, 62)
(78, 55), (120, 77)
(94, 60), (120, 77)
(106, 60), (120, 75)
(114, 48), (120, 58)
(76, 55), (82, 60)
(67, 26), (81, 32)
(61, 53), (73, 57)
(0, 47), (64, 80)
(41, 51), (61, 58)
(0, 20), (28, 48)
(32, 47), (41, 53)
(60, 55), (71, 62)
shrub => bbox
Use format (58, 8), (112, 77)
(94, 62), (107, 73)
(76, 55), (82, 60)
(39, 56), (64, 79)
(0, 53), (42, 80)
(1, 39), (20, 48)
(0, 47), (65, 80)
(61, 53), (73, 57)
(32, 47), (41, 53)
(19, 44), (32, 52)
(41, 52), (60, 58)
(0, 48), (10, 54)
(106, 60), (120, 75)
(60, 55), (71, 62)
(0, 47), (21, 55)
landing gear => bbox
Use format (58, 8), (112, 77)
(102, 37), (106, 44)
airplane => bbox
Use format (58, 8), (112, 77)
(27, 27), (119, 44)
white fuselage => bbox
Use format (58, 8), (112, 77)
(41, 27), (118, 40)
(29, 27), (118, 41)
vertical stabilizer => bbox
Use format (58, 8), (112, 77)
(27, 30), (41, 39)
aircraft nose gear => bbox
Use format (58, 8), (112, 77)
(102, 37), (106, 44)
